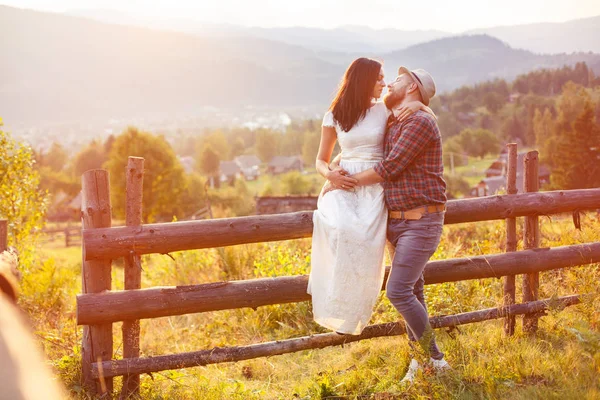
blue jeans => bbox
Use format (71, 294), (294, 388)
(386, 211), (444, 360)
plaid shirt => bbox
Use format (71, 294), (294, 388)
(373, 110), (447, 211)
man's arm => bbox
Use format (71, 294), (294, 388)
(353, 168), (384, 186)
(371, 115), (435, 182)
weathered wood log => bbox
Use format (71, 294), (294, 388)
(0, 219), (7, 252)
(83, 189), (600, 260)
(121, 157), (144, 399)
(91, 295), (581, 378)
(77, 242), (600, 325)
(523, 151), (540, 333)
(0, 249), (19, 303)
(504, 143), (518, 336)
(0, 221), (18, 302)
(81, 170), (113, 395)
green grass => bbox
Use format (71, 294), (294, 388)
(20, 212), (600, 399)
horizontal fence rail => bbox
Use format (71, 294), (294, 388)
(83, 189), (600, 260)
(77, 242), (600, 325)
(91, 295), (582, 378)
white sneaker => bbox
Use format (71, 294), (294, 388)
(430, 357), (451, 372)
(400, 358), (421, 384)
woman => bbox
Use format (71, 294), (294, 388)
(307, 58), (433, 335)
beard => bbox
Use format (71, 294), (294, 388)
(383, 91), (403, 109)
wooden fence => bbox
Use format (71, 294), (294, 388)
(41, 226), (82, 247)
(76, 150), (600, 398)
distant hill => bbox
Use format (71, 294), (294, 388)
(468, 16), (600, 54)
(0, 6), (343, 124)
(1, 6), (600, 125)
(66, 9), (450, 53)
(68, 9), (600, 55)
(382, 35), (600, 92)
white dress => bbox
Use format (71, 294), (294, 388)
(307, 102), (389, 335)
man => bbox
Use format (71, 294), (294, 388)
(350, 67), (450, 383)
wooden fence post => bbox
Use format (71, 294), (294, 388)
(503, 143), (518, 335)
(81, 170), (113, 395)
(523, 151), (540, 333)
(0, 220), (7, 252)
(121, 157), (144, 399)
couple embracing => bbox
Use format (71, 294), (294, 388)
(307, 58), (450, 383)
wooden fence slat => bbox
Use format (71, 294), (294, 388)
(504, 143), (518, 335)
(0, 220), (7, 252)
(523, 151), (540, 333)
(91, 295), (582, 378)
(77, 242), (600, 325)
(121, 157), (144, 399)
(82, 189), (600, 261)
(81, 170), (113, 395)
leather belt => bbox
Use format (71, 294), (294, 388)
(388, 204), (446, 220)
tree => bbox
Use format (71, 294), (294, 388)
(281, 171), (316, 195)
(302, 130), (321, 168)
(448, 128), (500, 160)
(202, 130), (231, 161)
(230, 137), (246, 158)
(533, 108), (554, 160)
(39, 142), (68, 172)
(104, 127), (187, 223)
(437, 113), (463, 138)
(0, 120), (48, 258)
(483, 92), (505, 114)
(444, 173), (471, 199)
(255, 129), (280, 162)
(550, 99), (600, 189)
(197, 144), (220, 187)
(71, 140), (106, 178)
(501, 113), (525, 143)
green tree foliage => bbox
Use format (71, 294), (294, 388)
(442, 140), (468, 169)
(534, 108), (555, 165)
(230, 137), (246, 158)
(34, 142), (79, 199)
(178, 173), (208, 219)
(71, 140), (107, 178)
(501, 113), (525, 143)
(483, 92), (506, 114)
(0, 120), (48, 257)
(38, 142), (68, 172)
(281, 171), (317, 195)
(438, 113), (463, 138)
(549, 93), (600, 189)
(301, 130), (321, 168)
(255, 129), (280, 162)
(104, 127), (186, 223)
(202, 130), (231, 161)
(444, 128), (500, 160)
(444, 173), (471, 199)
(198, 144), (221, 179)
(513, 63), (592, 96)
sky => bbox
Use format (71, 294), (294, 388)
(1, 0), (600, 32)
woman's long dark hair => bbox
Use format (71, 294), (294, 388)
(330, 57), (381, 132)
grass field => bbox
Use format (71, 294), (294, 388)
(18, 210), (600, 399)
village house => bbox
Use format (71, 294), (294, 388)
(267, 155), (303, 174)
(178, 156), (195, 174)
(470, 151), (551, 197)
(234, 154), (261, 180)
(219, 161), (241, 184)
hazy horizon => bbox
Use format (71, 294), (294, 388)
(2, 0), (600, 32)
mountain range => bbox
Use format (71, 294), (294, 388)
(1, 5), (600, 125)
(68, 9), (600, 55)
